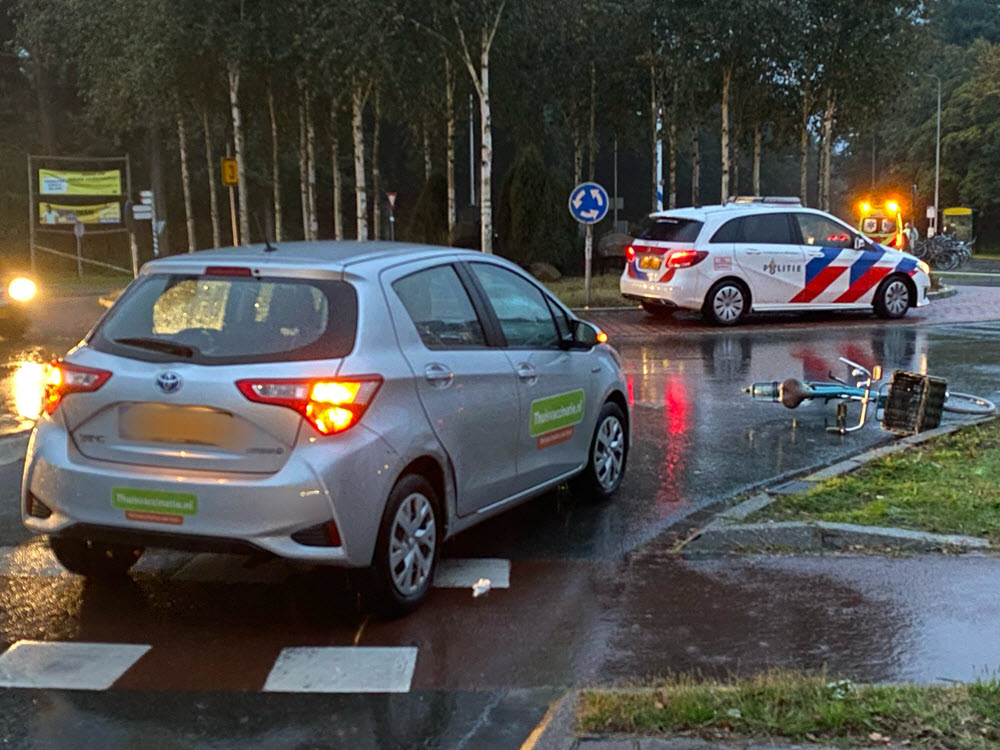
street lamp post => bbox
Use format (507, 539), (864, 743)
(928, 74), (941, 236)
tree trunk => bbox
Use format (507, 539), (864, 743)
(650, 67), (658, 211)
(177, 114), (196, 253)
(720, 66), (731, 204)
(690, 123), (700, 206)
(732, 131), (741, 197)
(668, 119), (677, 209)
(352, 82), (368, 241)
(306, 93), (318, 241)
(372, 90), (382, 240)
(816, 128), (825, 210)
(478, 31), (493, 254)
(445, 56), (456, 245)
(752, 123), (762, 196)
(228, 61), (249, 245)
(267, 84), (283, 242)
(588, 60), (596, 181)
(800, 87), (810, 205)
(331, 103), (343, 240)
(422, 121), (432, 182)
(573, 130), (584, 187)
(298, 88), (309, 240)
(821, 89), (835, 211)
(202, 109), (221, 248)
(33, 61), (57, 154)
(148, 123), (170, 255)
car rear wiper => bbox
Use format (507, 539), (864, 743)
(113, 337), (195, 358)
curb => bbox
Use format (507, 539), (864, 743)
(681, 417), (995, 555)
(927, 284), (957, 300)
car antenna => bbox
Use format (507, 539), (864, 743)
(253, 213), (277, 252)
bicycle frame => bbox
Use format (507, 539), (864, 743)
(745, 357), (884, 434)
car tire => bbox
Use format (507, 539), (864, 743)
(640, 301), (674, 318)
(703, 280), (749, 326)
(873, 276), (911, 319)
(49, 537), (143, 577)
(570, 401), (628, 502)
(364, 474), (440, 618)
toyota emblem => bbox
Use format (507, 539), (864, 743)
(155, 372), (182, 394)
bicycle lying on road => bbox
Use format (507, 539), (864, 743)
(744, 357), (995, 435)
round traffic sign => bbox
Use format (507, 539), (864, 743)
(568, 182), (609, 225)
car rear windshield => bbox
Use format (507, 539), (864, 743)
(637, 217), (703, 243)
(89, 274), (358, 365)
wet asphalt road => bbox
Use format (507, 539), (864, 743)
(0, 289), (999, 748)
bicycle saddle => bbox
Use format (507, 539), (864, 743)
(779, 378), (814, 409)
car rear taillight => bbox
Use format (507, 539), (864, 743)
(236, 377), (382, 435)
(43, 361), (112, 415)
(665, 250), (709, 268)
(625, 245), (636, 262)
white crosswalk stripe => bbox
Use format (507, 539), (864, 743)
(262, 646), (418, 693)
(0, 544), (511, 589)
(0, 641), (150, 690)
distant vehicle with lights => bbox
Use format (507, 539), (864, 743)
(857, 199), (905, 250)
(942, 207), (975, 243)
(620, 196), (932, 325)
(21, 241), (629, 616)
(0, 274), (37, 339)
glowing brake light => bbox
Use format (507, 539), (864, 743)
(625, 245), (636, 262)
(43, 361), (112, 415)
(236, 377), (382, 435)
(665, 250), (708, 268)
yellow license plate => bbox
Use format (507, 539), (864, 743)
(639, 255), (661, 270)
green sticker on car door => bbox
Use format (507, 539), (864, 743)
(529, 389), (585, 437)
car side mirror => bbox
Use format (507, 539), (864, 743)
(563, 320), (603, 350)
(854, 236), (867, 250)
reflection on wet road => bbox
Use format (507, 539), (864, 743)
(453, 320), (1000, 560)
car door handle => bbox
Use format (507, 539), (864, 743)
(515, 363), (537, 383)
(424, 363), (454, 388)
(745, 248), (762, 255)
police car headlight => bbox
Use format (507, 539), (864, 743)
(8, 277), (36, 302)
(917, 260), (931, 276)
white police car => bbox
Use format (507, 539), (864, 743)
(620, 197), (932, 325)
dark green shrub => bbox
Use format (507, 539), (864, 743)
(405, 172), (448, 245)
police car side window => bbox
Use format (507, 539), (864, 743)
(740, 213), (794, 244)
(710, 218), (742, 243)
(393, 265), (487, 349)
(794, 214), (853, 249)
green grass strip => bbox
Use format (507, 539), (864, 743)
(578, 671), (1000, 748)
(748, 420), (1000, 542)
(542, 273), (631, 309)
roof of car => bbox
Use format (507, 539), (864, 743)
(647, 202), (835, 225)
(142, 240), (486, 273)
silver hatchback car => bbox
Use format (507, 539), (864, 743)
(23, 242), (629, 615)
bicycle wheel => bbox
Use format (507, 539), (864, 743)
(911, 240), (928, 260)
(943, 391), (996, 415)
(935, 251), (960, 271)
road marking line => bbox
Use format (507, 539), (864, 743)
(0, 640), (150, 690)
(519, 692), (570, 750)
(262, 646), (417, 693)
(433, 558), (510, 589)
(0, 544), (512, 591)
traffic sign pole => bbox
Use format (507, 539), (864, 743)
(568, 181), (609, 309)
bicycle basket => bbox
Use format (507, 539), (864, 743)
(881, 370), (947, 435)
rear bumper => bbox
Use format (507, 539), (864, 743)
(620, 274), (703, 310)
(22, 417), (399, 568)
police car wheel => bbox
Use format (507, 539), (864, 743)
(704, 280), (748, 326)
(874, 277), (911, 319)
